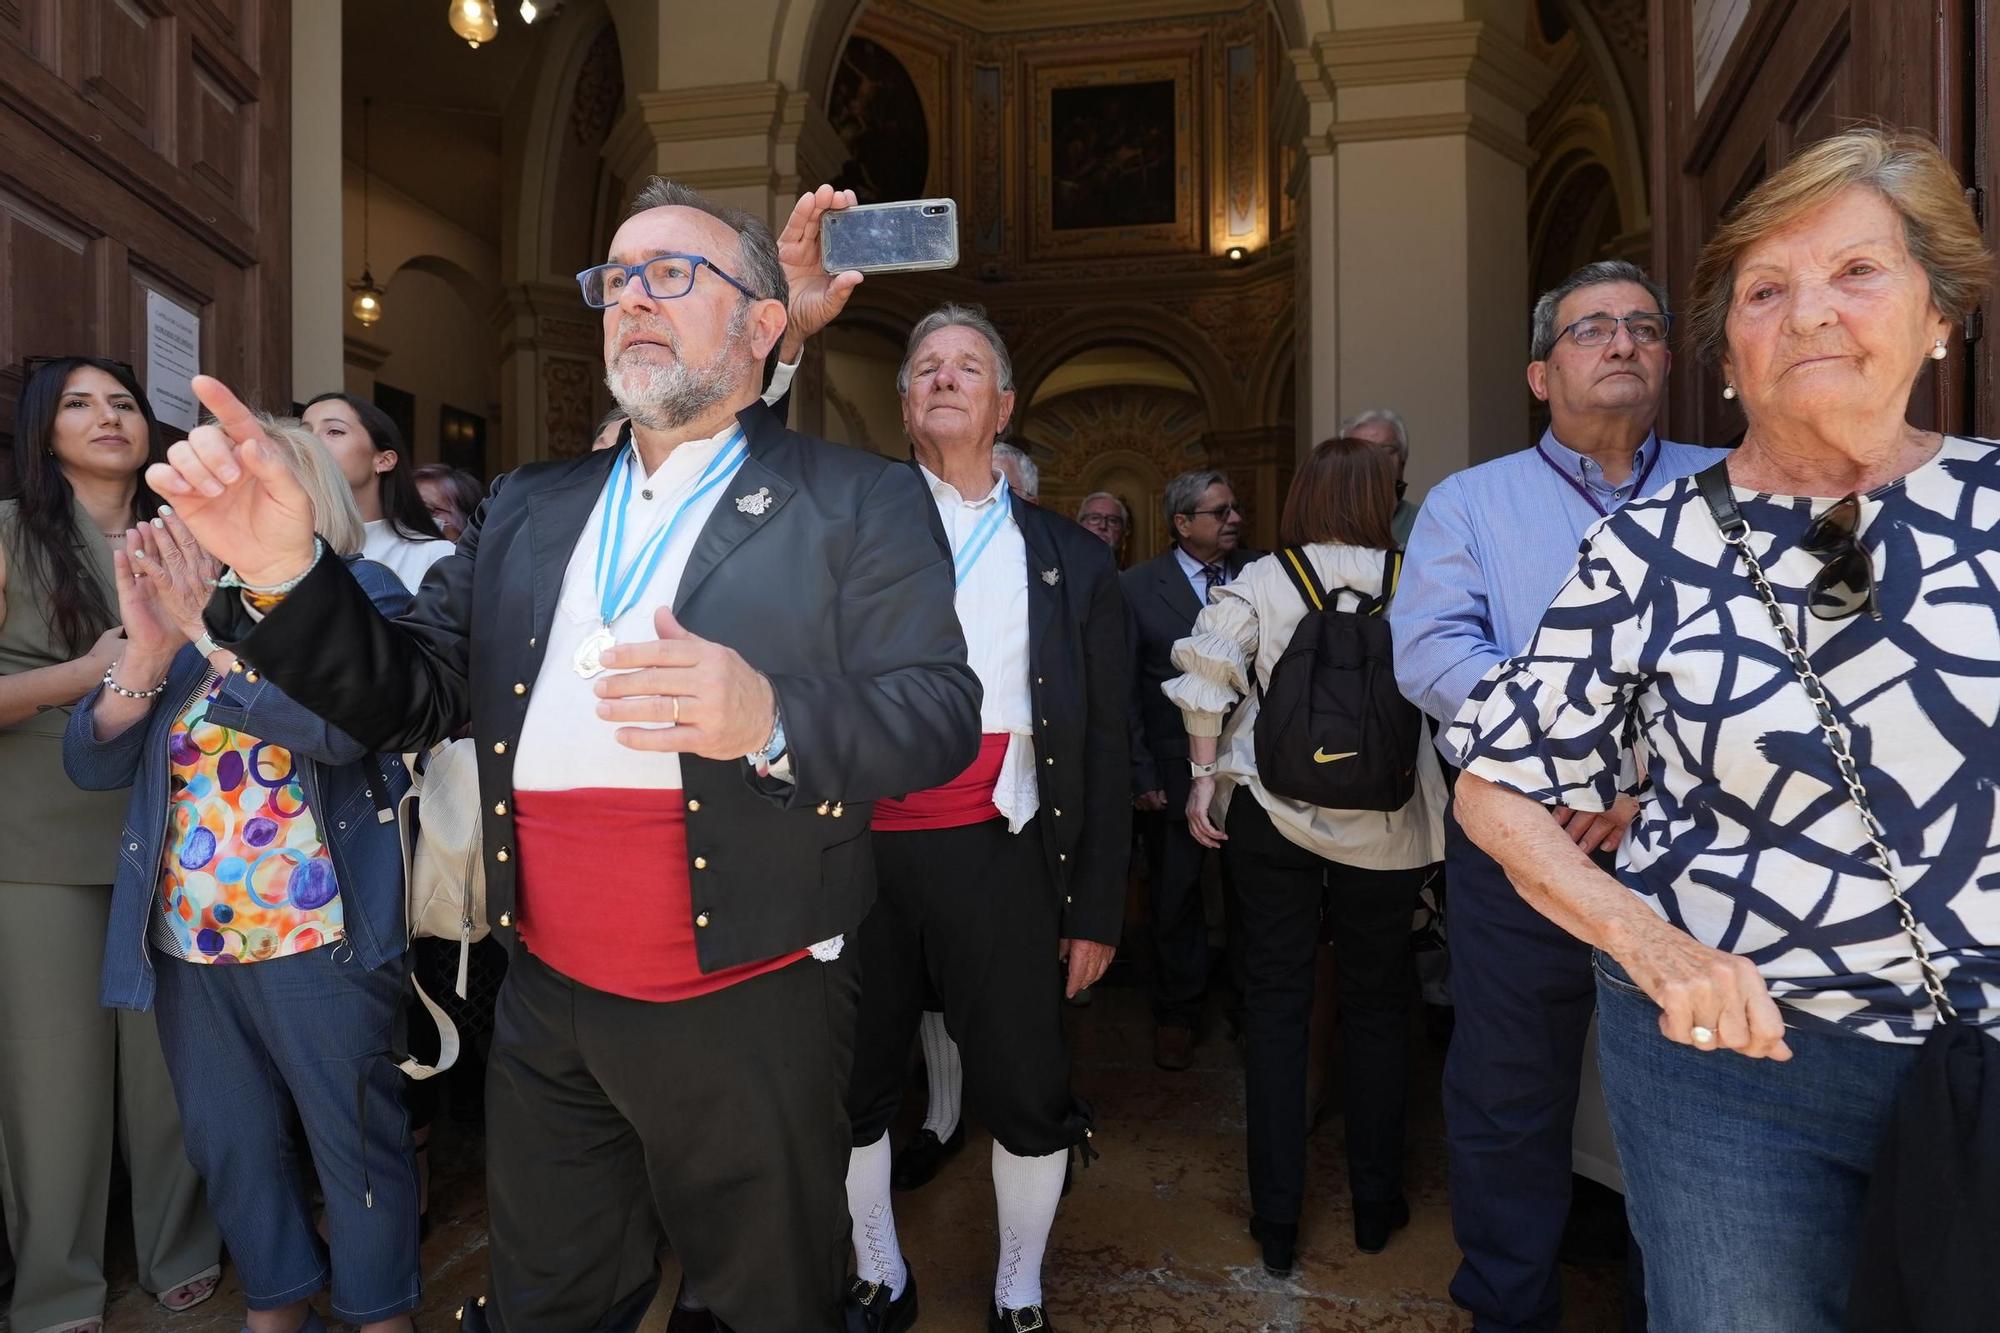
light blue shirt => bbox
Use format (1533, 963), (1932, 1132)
(1390, 428), (1728, 763)
(1173, 544), (1228, 604)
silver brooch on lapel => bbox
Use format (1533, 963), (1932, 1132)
(736, 487), (773, 516)
(1041, 567), (1061, 586)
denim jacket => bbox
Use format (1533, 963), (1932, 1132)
(65, 558), (414, 1012)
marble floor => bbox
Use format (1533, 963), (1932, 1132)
(81, 973), (1624, 1333)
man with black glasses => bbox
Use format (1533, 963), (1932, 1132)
(1391, 259), (1725, 1333)
(1123, 469), (1255, 1069)
(146, 178), (979, 1333)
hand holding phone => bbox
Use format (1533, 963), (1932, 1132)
(776, 185), (866, 359)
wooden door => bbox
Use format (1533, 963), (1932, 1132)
(1649, 0), (1997, 443)
(0, 0), (290, 452)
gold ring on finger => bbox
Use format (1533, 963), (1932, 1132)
(671, 696), (680, 725)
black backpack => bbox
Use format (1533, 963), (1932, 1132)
(1252, 548), (1422, 812)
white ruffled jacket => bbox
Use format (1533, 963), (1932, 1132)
(1162, 544), (1447, 870)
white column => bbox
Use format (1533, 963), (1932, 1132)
(290, 0), (343, 400)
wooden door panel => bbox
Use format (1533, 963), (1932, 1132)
(82, 0), (170, 150)
(0, 0), (286, 448)
(0, 183), (95, 369)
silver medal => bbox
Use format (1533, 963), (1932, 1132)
(573, 626), (616, 679)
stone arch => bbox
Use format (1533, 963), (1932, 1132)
(1249, 308), (1295, 427)
(391, 253), (490, 319)
(1529, 102), (1640, 259)
(1014, 307), (1241, 431)
(508, 1), (621, 286)
(1558, 0), (1648, 240)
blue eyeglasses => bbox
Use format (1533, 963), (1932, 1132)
(575, 253), (756, 309)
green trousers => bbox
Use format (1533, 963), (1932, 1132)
(0, 881), (219, 1331)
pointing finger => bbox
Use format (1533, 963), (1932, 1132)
(190, 375), (265, 446)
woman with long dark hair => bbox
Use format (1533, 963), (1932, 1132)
(302, 392), (452, 590)
(0, 356), (221, 1332)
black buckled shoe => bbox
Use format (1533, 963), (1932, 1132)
(989, 1303), (1053, 1332)
(891, 1123), (966, 1191)
(845, 1276), (919, 1333)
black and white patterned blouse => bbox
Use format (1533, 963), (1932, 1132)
(1450, 436), (2000, 1042)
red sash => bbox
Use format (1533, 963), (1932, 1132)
(871, 733), (1010, 832)
(513, 788), (804, 1001)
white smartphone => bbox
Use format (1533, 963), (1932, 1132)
(820, 198), (960, 275)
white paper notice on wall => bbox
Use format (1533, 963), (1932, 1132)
(1693, 0), (1751, 111)
(145, 290), (201, 432)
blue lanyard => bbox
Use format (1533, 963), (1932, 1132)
(1535, 438), (1658, 519)
(951, 485), (1011, 588)
(593, 428), (748, 626)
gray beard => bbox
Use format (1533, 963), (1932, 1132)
(604, 307), (749, 431)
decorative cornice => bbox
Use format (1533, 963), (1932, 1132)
(632, 81), (792, 143)
(1314, 19), (1553, 114)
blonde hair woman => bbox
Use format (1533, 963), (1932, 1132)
(1451, 129), (1997, 1330)
(65, 415), (424, 1333)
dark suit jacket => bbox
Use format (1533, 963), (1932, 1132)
(207, 400), (983, 972)
(912, 480), (1131, 947)
(1122, 545), (1260, 810)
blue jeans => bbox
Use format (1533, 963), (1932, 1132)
(152, 943), (421, 1324)
(1595, 955), (1918, 1332)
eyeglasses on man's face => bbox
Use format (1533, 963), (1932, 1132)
(575, 254), (755, 309)
(1079, 512), (1127, 532)
(1558, 313), (1672, 350)
(1181, 503), (1243, 522)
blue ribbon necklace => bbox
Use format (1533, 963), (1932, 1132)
(572, 427), (748, 677)
(951, 484), (1011, 589)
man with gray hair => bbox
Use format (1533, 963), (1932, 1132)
(1122, 468), (1253, 1069)
(1390, 258), (1723, 1332)
(1074, 491), (1129, 561)
(1339, 407), (1420, 547)
(776, 289), (1128, 1333)
(993, 440), (1039, 502)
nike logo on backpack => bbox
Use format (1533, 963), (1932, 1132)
(1312, 749), (1358, 764)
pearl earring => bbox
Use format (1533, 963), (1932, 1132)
(1930, 338), (1949, 361)
(1722, 383), (1736, 400)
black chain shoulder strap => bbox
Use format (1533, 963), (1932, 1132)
(1694, 462), (1956, 1021)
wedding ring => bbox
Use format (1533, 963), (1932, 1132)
(670, 696), (680, 725)
(1690, 1025), (1716, 1045)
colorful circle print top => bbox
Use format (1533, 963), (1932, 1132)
(152, 674), (344, 963)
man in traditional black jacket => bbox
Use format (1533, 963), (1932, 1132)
(148, 179), (980, 1333)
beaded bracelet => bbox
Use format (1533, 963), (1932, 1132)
(217, 538), (325, 599)
(102, 663), (170, 700)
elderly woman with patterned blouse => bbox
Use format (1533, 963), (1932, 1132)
(1450, 128), (1998, 1331)
(64, 417), (420, 1333)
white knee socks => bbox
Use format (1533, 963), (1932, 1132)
(990, 1140), (1067, 1313)
(846, 1133), (909, 1298)
(919, 1010), (963, 1141)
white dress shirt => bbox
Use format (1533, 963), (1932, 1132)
(918, 463), (1038, 833)
(515, 427), (745, 792)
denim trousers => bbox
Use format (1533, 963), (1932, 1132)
(152, 943), (421, 1324)
(1594, 955), (1919, 1333)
